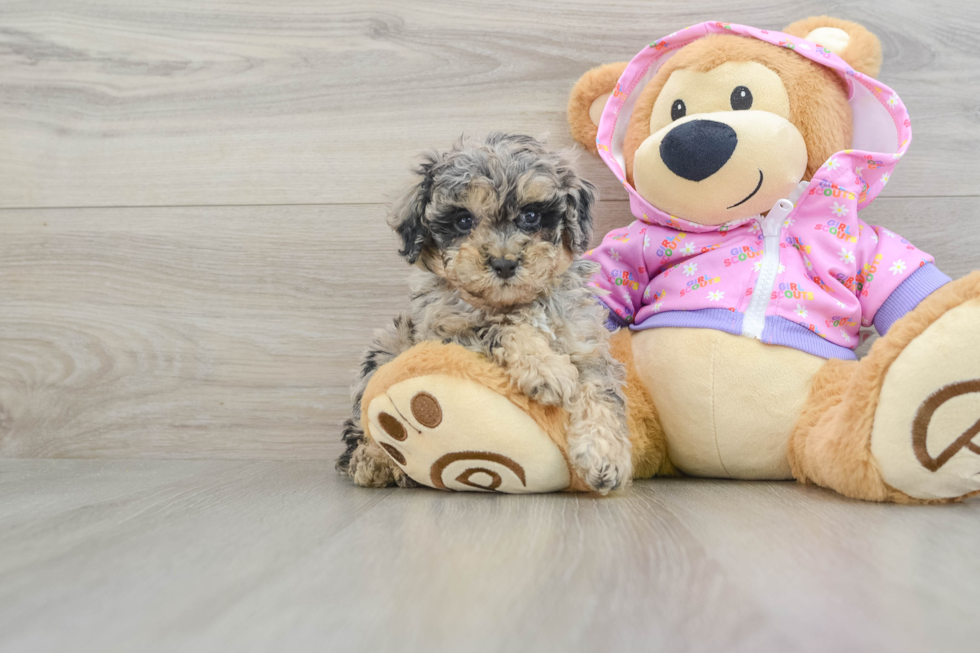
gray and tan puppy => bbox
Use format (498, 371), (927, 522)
(337, 133), (632, 493)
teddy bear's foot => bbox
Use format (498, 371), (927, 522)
(871, 299), (980, 500)
(366, 374), (572, 493)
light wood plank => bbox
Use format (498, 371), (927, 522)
(0, 204), (402, 459)
(0, 199), (977, 460)
(1, 0), (978, 208)
(0, 460), (978, 652)
(1, 5), (978, 649)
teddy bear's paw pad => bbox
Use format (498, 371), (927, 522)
(872, 299), (980, 500)
(366, 374), (571, 493)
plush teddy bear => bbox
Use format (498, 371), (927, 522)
(353, 16), (980, 502)
(567, 16), (980, 503)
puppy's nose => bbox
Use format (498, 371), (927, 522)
(660, 119), (738, 182)
(489, 257), (518, 279)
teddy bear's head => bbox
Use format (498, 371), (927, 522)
(569, 17), (883, 225)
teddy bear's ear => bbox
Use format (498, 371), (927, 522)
(782, 16), (882, 78)
(567, 62), (628, 153)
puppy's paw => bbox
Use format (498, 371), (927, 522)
(568, 419), (633, 495)
(348, 442), (398, 488)
(527, 379), (571, 406)
(573, 448), (632, 495)
(515, 360), (580, 406)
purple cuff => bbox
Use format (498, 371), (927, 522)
(604, 309), (628, 331)
(872, 263), (951, 335)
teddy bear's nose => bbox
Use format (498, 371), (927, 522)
(660, 119), (738, 182)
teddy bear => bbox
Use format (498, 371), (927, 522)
(350, 16), (980, 503)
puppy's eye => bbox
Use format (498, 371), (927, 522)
(455, 212), (474, 232)
(731, 86), (753, 110)
(671, 99), (686, 121)
(516, 209), (542, 232)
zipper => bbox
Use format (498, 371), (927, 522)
(741, 198), (795, 340)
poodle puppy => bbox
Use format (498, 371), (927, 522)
(336, 133), (632, 493)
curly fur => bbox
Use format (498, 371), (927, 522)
(337, 133), (632, 493)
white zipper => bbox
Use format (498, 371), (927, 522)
(741, 198), (795, 340)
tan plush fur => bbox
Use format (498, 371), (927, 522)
(788, 272), (980, 504)
(567, 62), (628, 152)
(559, 16), (980, 503)
(608, 328), (675, 478)
(782, 16), (883, 78)
(633, 327), (827, 480)
(361, 340), (591, 492)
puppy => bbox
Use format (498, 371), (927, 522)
(336, 133), (632, 493)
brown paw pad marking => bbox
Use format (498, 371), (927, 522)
(378, 412), (407, 441)
(455, 468), (502, 491)
(411, 392), (442, 428)
(379, 442), (406, 466)
(430, 451), (526, 491)
(912, 379), (980, 472)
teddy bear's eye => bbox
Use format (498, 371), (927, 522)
(671, 99), (687, 121)
(731, 86), (753, 110)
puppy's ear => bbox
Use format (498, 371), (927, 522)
(567, 62), (628, 153)
(562, 176), (598, 254)
(388, 153), (439, 265)
(783, 16), (882, 78)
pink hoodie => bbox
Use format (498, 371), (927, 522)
(585, 21), (949, 360)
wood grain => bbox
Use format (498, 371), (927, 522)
(0, 459), (978, 652)
(2, 4), (979, 650)
(0, 204), (400, 459)
(0, 199), (977, 460)
(1, 0), (979, 208)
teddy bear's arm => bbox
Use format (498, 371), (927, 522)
(848, 221), (952, 334)
(583, 219), (654, 328)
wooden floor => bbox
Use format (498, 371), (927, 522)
(2, 1), (979, 651)
(2, 460), (979, 652)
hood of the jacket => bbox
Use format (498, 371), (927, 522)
(596, 21), (911, 235)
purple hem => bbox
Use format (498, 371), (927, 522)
(632, 308), (744, 335)
(632, 310), (857, 360)
(762, 316), (857, 360)
(872, 264), (950, 335)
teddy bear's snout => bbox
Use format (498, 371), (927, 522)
(660, 119), (738, 182)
